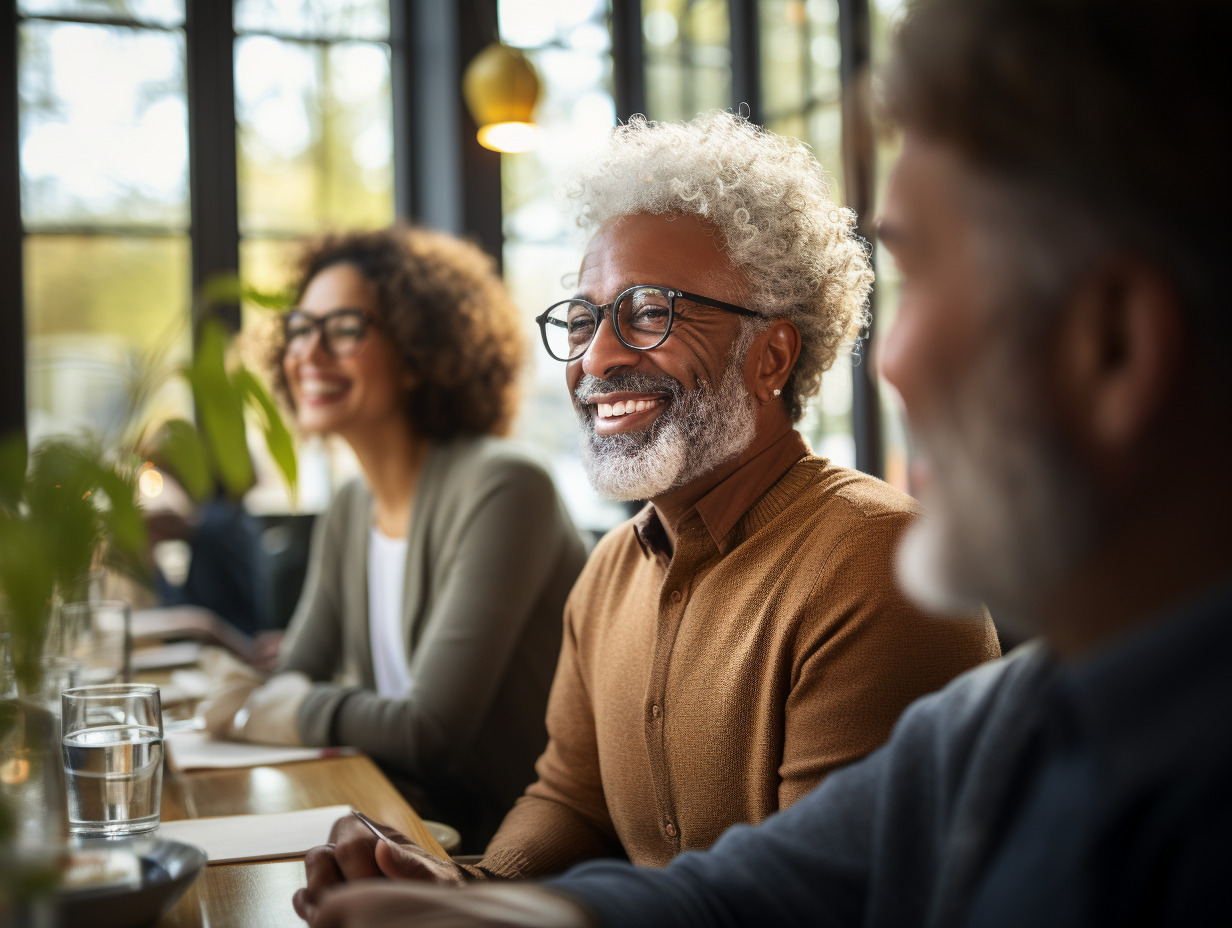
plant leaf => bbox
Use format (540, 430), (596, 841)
(85, 459), (148, 579)
(151, 418), (213, 502)
(189, 318), (254, 498)
(232, 367), (298, 500)
(200, 271), (292, 312)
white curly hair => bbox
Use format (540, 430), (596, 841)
(565, 110), (873, 420)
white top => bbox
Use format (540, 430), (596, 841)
(367, 527), (411, 699)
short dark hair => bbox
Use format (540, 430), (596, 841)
(884, 0), (1230, 359)
(269, 225), (527, 440)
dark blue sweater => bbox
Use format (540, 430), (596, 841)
(548, 582), (1232, 926)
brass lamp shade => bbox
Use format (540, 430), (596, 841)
(462, 42), (542, 153)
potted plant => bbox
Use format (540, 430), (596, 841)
(0, 294), (295, 913)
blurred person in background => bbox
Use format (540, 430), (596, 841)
(199, 225), (588, 847)
(295, 110), (998, 905)
(292, 0), (1232, 924)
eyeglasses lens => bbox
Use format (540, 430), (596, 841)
(617, 287), (671, 348)
(284, 311), (366, 359)
(323, 314), (365, 358)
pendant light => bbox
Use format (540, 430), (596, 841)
(462, 41), (542, 153)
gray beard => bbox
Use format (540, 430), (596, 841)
(574, 356), (757, 502)
(895, 344), (1098, 631)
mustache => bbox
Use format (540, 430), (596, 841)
(573, 371), (685, 405)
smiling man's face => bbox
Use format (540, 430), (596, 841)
(566, 212), (759, 501)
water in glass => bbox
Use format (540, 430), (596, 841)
(62, 723), (163, 836)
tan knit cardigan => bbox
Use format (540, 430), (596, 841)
(478, 436), (1000, 877)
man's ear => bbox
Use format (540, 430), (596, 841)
(749, 319), (802, 404)
(1054, 257), (1184, 455)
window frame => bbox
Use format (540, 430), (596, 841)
(3, 0), (879, 477)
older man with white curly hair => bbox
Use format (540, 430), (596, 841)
(292, 111), (998, 917)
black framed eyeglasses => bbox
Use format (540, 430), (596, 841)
(282, 308), (373, 359)
(535, 284), (762, 362)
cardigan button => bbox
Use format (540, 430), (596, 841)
(665, 821), (677, 838)
(651, 704), (661, 719)
(669, 589), (682, 603)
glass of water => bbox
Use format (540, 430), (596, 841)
(61, 683), (164, 836)
(60, 600), (132, 684)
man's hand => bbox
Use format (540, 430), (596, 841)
(292, 814), (475, 921)
(306, 882), (593, 928)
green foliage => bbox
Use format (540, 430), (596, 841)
(161, 315), (298, 503)
(186, 319), (255, 498)
(0, 434), (147, 694)
(232, 367), (298, 499)
(150, 419), (212, 501)
(201, 272), (294, 312)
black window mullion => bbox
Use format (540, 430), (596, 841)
(389, 0), (413, 220)
(728, 0), (762, 123)
(1, 0), (25, 442)
(392, 0), (501, 267)
(837, 0), (882, 478)
(610, 0), (645, 121)
(185, 0), (239, 332)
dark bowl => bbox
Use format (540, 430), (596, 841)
(56, 837), (207, 928)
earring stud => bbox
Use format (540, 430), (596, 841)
(772, 388), (781, 397)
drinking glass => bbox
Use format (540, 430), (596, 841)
(60, 600), (132, 684)
(61, 684), (164, 836)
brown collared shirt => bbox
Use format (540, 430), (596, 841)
(479, 431), (1000, 877)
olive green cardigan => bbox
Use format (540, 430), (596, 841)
(278, 437), (587, 842)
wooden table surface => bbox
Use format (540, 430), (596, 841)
(136, 654), (449, 928)
(156, 753), (448, 927)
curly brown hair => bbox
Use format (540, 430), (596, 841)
(268, 225), (526, 440)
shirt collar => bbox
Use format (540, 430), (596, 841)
(631, 430), (810, 559)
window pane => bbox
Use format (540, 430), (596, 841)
(19, 21), (188, 229)
(236, 36), (393, 236)
(18, 0), (184, 27)
(24, 234), (192, 442)
(760, 0), (809, 120)
(643, 0), (731, 121)
(234, 0), (388, 40)
(804, 103), (843, 205)
(499, 0), (608, 50)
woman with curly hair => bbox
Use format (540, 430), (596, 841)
(201, 225), (587, 847)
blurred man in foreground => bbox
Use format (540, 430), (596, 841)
(294, 0), (1232, 923)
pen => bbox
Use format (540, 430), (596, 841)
(351, 809), (396, 847)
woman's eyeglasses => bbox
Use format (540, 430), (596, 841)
(535, 285), (761, 362)
(282, 308), (372, 359)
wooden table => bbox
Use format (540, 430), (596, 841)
(156, 752), (447, 926)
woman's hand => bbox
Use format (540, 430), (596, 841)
(197, 648), (264, 736)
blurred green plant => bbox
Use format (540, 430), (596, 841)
(0, 275), (297, 905)
(0, 434), (147, 695)
(142, 275), (298, 504)
(0, 432), (147, 908)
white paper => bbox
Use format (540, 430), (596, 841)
(132, 641), (204, 672)
(165, 730), (355, 770)
(158, 805), (351, 864)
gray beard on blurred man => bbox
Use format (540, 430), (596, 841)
(895, 333), (1099, 633)
(573, 334), (758, 502)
